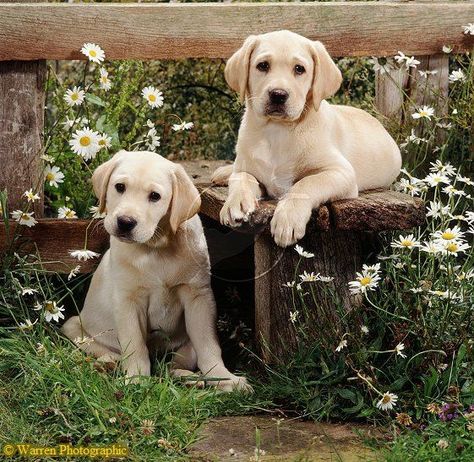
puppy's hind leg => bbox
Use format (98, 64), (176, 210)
(170, 341), (204, 387)
(211, 164), (233, 186)
(61, 316), (120, 363)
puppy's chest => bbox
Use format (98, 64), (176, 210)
(251, 131), (298, 198)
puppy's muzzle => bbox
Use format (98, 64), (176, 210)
(116, 216), (137, 234)
(266, 88), (289, 116)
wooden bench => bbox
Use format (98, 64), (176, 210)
(1, 2), (472, 359)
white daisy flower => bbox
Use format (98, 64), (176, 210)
(376, 392), (398, 411)
(295, 245), (314, 258)
(449, 69), (466, 83)
(299, 271), (319, 282)
(442, 185), (466, 197)
(282, 280), (302, 291)
(68, 265), (81, 280)
(11, 210), (37, 227)
(98, 133), (112, 150)
(98, 67), (112, 90)
(23, 189), (40, 202)
(437, 240), (470, 256)
(80, 43), (105, 63)
(64, 86), (85, 107)
(456, 176), (474, 186)
(35, 300), (65, 323)
(398, 178), (423, 197)
(426, 201), (450, 218)
(21, 288), (38, 296)
(412, 105), (435, 120)
(172, 121), (194, 132)
(420, 240), (442, 255)
(432, 226), (464, 242)
(289, 311), (299, 324)
(40, 154), (55, 163)
(418, 70), (438, 78)
(145, 124), (161, 151)
(391, 234), (420, 250)
(44, 165), (65, 188)
(361, 325), (369, 334)
(348, 269), (381, 295)
(442, 45), (453, 54)
(318, 275), (334, 283)
(394, 51), (420, 69)
(142, 86), (164, 108)
(70, 249), (101, 261)
(395, 343), (407, 359)
(89, 205), (106, 219)
(335, 338), (348, 352)
(463, 23), (474, 35)
(429, 160), (456, 176)
(424, 172), (450, 187)
(58, 206), (77, 219)
(369, 57), (396, 75)
(69, 127), (101, 161)
(62, 116), (89, 129)
(18, 319), (37, 331)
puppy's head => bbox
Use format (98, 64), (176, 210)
(225, 30), (342, 121)
(92, 150), (201, 244)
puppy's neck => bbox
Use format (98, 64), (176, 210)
(145, 214), (176, 250)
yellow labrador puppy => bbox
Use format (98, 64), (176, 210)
(62, 150), (249, 392)
(213, 30), (401, 247)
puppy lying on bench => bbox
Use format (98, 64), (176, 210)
(213, 30), (401, 247)
(62, 150), (249, 392)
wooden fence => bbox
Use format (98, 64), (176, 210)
(0, 1), (473, 273)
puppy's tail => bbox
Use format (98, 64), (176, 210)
(211, 164), (233, 186)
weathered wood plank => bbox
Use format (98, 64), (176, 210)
(0, 3), (473, 61)
(0, 219), (108, 273)
(0, 60), (46, 215)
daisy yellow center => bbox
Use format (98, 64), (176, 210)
(89, 50), (97, 57)
(446, 243), (458, 252)
(360, 276), (372, 286)
(420, 111), (428, 117)
(401, 240), (413, 247)
(98, 139), (106, 146)
(71, 93), (79, 101)
(66, 211), (75, 218)
(21, 213), (30, 220)
(148, 94), (156, 102)
(46, 173), (54, 181)
(382, 395), (391, 404)
(101, 77), (107, 83)
(44, 302), (56, 313)
(442, 232), (455, 240)
(79, 136), (91, 147)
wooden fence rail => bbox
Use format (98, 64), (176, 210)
(0, 2), (473, 61)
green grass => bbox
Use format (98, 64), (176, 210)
(0, 326), (267, 461)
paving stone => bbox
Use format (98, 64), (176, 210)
(189, 415), (378, 461)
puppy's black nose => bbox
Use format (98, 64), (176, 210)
(269, 89), (289, 105)
(117, 216), (137, 233)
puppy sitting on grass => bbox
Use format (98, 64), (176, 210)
(62, 150), (249, 392)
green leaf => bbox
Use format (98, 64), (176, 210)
(85, 93), (106, 107)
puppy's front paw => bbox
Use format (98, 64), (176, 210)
(216, 374), (253, 393)
(270, 200), (312, 247)
(219, 192), (257, 227)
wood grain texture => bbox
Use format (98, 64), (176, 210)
(255, 230), (381, 362)
(0, 219), (108, 273)
(0, 60), (46, 215)
(375, 65), (410, 121)
(0, 2), (473, 61)
(0, 161), (425, 273)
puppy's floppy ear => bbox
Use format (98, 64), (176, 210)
(169, 164), (201, 233)
(225, 35), (259, 103)
(92, 150), (128, 214)
(310, 41), (342, 112)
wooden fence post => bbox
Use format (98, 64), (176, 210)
(0, 0), (46, 217)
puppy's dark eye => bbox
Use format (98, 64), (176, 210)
(149, 192), (161, 202)
(295, 65), (306, 75)
(256, 61), (269, 72)
(115, 183), (125, 193)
